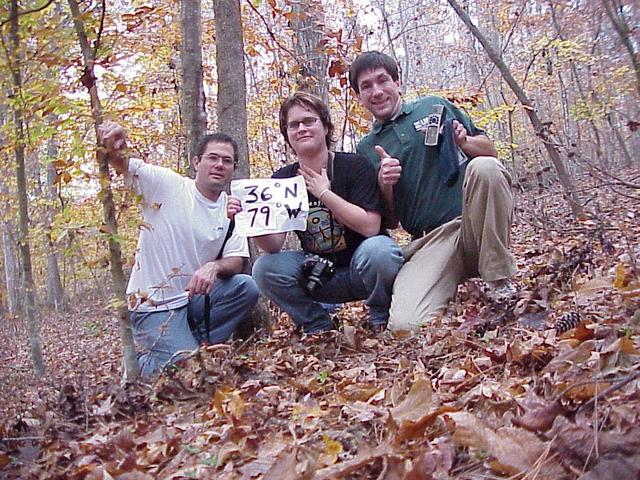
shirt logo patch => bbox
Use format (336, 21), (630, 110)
(413, 117), (430, 131)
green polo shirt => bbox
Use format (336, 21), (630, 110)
(356, 96), (484, 236)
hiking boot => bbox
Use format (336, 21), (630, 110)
(366, 309), (388, 334)
(483, 279), (518, 307)
(369, 322), (387, 334)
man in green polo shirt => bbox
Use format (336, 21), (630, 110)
(349, 51), (517, 332)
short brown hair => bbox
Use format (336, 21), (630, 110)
(196, 133), (238, 166)
(349, 51), (400, 94)
(279, 92), (334, 149)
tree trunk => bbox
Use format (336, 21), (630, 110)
(376, 0), (401, 83)
(290, 0), (329, 102)
(9, 0), (45, 376)
(607, 113), (633, 168)
(446, 0), (584, 218)
(602, 0), (640, 97)
(1, 220), (21, 317)
(213, 0), (249, 178)
(213, 0), (270, 332)
(180, 0), (206, 175)
(45, 131), (65, 312)
(549, 2), (603, 166)
(67, 0), (138, 381)
(0, 109), (21, 318)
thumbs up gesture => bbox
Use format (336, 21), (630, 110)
(375, 145), (401, 187)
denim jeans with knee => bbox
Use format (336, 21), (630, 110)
(252, 235), (403, 332)
(130, 274), (259, 378)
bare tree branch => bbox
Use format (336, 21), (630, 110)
(0, 0), (54, 29)
(244, 0), (297, 58)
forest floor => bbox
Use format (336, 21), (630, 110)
(1, 169), (639, 479)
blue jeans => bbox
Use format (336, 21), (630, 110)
(130, 274), (258, 378)
(252, 236), (403, 332)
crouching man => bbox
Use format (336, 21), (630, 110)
(99, 122), (259, 378)
(350, 52), (517, 332)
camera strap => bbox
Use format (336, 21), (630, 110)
(187, 217), (235, 345)
(187, 294), (210, 345)
(325, 152), (339, 264)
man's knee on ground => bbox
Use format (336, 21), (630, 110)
(137, 347), (190, 380)
(388, 308), (442, 333)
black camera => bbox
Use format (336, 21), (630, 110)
(300, 254), (335, 293)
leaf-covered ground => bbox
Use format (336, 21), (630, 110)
(1, 171), (639, 479)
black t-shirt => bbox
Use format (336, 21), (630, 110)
(272, 152), (382, 267)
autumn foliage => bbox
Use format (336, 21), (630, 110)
(2, 175), (639, 479)
(1, 0), (639, 478)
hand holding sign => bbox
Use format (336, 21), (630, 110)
(230, 176), (309, 237)
(226, 195), (242, 219)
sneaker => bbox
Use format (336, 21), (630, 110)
(483, 279), (518, 306)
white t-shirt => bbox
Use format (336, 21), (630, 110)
(125, 158), (249, 312)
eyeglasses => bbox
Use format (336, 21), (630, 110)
(202, 154), (235, 167)
(286, 116), (319, 131)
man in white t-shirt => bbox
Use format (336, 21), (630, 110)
(99, 121), (259, 378)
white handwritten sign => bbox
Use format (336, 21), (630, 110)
(230, 176), (309, 237)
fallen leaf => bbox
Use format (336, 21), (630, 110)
(513, 395), (566, 432)
(323, 434), (342, 456)
(238, 456), (274, 477)
(314, 443), (392, 480)
(614, 263), (626, 289)
(579, 454), (640, 480)
(342, 325), (360, 349)
(404, 440), (455, 479)
(449, 411), (564, 476)
(262, 447), (298, 480)
(576, 276), (612, 295)
(560, 382), (611, 401)
(391, 377), (456, 443)
(545, 340), (596, 374)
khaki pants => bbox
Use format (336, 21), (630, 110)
(388, 156), (516, 332)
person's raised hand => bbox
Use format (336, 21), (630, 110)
(98, 120), (128, 153)
(227, 195), (242, 219)
(374, 145), (401, 187)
